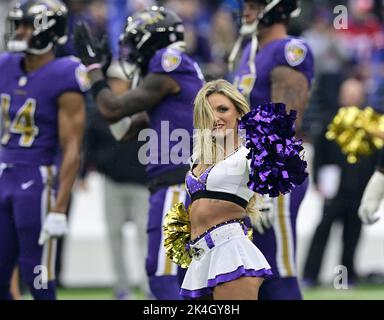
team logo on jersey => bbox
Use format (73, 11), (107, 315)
(75, 64), (91, 92)
(284, 40), (307, 67)
(234, 74), (256, 99)
(161, 50), (181, 72)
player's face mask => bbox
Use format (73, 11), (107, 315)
(118, 39), (141, 88)
(7, 20), (34, 52)
(240, 1), (264, 35)
(240, 0), (300, 35)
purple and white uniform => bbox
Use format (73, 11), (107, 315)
(0, 52), (87, 300)
(234, 37), (314, 299)
(144, 47), (204, 299)
(181, 145), (272, 299)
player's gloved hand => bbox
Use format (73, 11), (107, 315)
(98, 35), (112, 75)
(38, 212), (69, 245)
(74, 22), (112, 74)
(358, 171), (384, 224)
(252, 195), (275, 234)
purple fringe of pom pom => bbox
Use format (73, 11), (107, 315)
(239, 102), (308, 197)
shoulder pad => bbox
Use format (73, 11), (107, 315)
(161, 49), (182, 72)
(284, 39), (308, 67)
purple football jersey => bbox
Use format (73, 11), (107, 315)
(234, 37), (314, 108)
(145, 47), (204, 179)
(0, 53), (88, 165)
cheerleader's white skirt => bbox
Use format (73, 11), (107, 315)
(180, 220), (272, 299)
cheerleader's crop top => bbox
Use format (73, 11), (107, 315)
(185, 145), (254, 209)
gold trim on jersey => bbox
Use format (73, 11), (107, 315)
(275, 194), (296, 277)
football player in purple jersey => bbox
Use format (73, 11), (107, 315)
(232, 0), (314, 299)
(0, 0), (86, 300)
(74, 6), (204, 300)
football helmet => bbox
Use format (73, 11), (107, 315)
(241, 0), (300, 34)
(5, 0), (68, 55)
(119, 6), (185, 75)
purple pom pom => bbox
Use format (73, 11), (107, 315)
(239, 102), (308, 197)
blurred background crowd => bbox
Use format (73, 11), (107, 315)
(2, 0), (382, 140)
(1, 0), (384, 299)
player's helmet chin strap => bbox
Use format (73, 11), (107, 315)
(27, 34), (67, 55)
(27, 43), (53, 55)
(119, 61), (141, 88)
(228, 0), (282, 72)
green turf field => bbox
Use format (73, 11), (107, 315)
(302, 285), (384, 300)
(51, 285), (384, 300)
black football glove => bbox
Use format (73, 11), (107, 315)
(74, 22), (112, 74)
(97, 35), (112, 75)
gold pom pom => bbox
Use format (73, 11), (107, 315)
(326, 106), (384, 163)
(246, 223), (253, 241)
(163, 202), (192, 268)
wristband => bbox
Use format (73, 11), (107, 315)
(86, 63), (102, 72)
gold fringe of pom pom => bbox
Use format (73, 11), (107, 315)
(245, 222), (253, 241)
(163, 202), (192, 268)
(326, 106), (384, 163)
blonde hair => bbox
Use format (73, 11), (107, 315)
(192, 79), (260, 220)
(193, 79), (249, 168)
